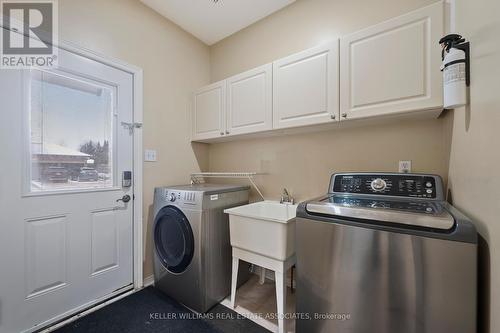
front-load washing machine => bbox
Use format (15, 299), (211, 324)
(153, 183), (250, 312)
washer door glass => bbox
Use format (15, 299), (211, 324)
(154, 206), (194, 274)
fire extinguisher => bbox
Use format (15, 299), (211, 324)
(439, 34), (470, 109)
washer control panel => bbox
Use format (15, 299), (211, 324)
(164, 190), (196, 204)
(166, 191), (181, 202)
(331, 173), (440, 199)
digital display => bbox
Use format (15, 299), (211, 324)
(341, 177), (353, 186)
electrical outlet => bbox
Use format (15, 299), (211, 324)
(399, 160), (412, 173)
(144, 149), (157, 162)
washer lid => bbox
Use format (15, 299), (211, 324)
(306, 195), (455, 230)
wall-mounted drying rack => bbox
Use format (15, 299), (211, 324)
(190, 172), (265, 201)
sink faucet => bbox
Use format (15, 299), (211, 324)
(280, 188), (295, 204)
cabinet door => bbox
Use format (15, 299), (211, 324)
(192, 81), (225, 141)
(340, 1), (443, 120)
(273, 41), (339, 129)
(226, 64), (272, 136)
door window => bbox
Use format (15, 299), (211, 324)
(28, 69), (115, 192)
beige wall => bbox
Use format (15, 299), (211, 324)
(59, 0), (210, 278)
(208, 0), (451, 202)
(209, 119), (451, 201)
(211, 0), (440, 81)
(447, 0), (500, 332)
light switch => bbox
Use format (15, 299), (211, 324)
(145, 149), (157, 162)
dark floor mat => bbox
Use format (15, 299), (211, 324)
(54, 287), (268, 333)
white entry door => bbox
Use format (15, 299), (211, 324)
(0, 45), (135, 333)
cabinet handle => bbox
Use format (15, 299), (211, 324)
(342, 113), (347, 118)
(331, 114), (336, 120)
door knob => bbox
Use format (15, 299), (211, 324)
(116, 195), (131, 203)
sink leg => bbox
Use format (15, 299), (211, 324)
(275, 269), (287, 333)
(259, 267), (266, 284)
(230, 256), (239, 309)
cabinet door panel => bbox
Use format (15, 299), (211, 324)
(340, 1), (443, 120)
(273, 41), (339, 129)
(192, 81), (225, 140)
(227, 64), (272, 136)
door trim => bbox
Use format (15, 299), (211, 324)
(0, 18), (144, 329)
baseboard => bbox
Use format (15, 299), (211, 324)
(143, 275), (155, 287)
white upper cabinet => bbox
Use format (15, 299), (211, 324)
(226, 64), (273, 136)
(340, 1), (444, 120)
(273, 41), (339, 129)
(192, 80), (225, 141)
(190, 2), (446, 142)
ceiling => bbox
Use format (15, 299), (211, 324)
(140, 0), (296, 45)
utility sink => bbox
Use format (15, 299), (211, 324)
(224, 201), (297, 261)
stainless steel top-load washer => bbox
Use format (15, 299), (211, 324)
(296, 172), (477, 333)
(153, 184), (250, 313)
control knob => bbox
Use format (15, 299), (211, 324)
(371, 178), (387, 191)
(168, 193), (177, 202)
